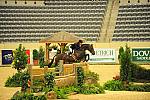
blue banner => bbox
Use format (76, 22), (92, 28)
(2, 50), (13, 64)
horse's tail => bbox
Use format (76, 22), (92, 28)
(48, 55), (56, 68)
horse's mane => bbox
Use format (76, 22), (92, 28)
(81, 44), (91, 49)
(70, 43), (75, 50)
(70, 43), (92, 51)
(81, 44), (90, 47)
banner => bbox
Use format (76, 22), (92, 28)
(2, 50), (13, 64)
(49, 49), (57, 59)
(26, 50), (30, 64)
(132, 48), (150, 62)
(89, 48), (115, 63)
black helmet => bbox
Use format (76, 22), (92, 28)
(79, 40), (83, 43)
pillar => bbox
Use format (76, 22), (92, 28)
(46, 43), (51, 61)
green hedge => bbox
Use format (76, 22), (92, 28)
(53, 84), (104, 98)
(104, 80), (150, 92)
(80, 84), (105, 94)
(127, 84), (150, 92)
(54, 87), (68, 99)
(77, 67), (84, 87)
(44, 72), (55, 91)
(131, 63), (150, 81)
(11, 92), (46, 100)
(5, 71), (30, 87)
(103, 80), (125, 91)
(84, 71), (99, 84)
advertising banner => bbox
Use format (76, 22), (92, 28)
(26, 50), (30, 64)
(132, 48), (150, 62)
(89, 48), (115, 63)
(2, 50), (13, 64)
(49, 49), (57, 60)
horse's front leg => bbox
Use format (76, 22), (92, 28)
(85, 54), (89, 62)
(86, 54), (90, 62)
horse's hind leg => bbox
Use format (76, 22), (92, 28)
(54, 61), (58, 67)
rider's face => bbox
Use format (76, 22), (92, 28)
(79, 43), (82, 46)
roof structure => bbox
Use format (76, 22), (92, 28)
(40, 31), (84, 43)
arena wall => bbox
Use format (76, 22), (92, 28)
(89, 64), (150, 85)
(0, 43), (45, 65)
(0, 42), (150, 65)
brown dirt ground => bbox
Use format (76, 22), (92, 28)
(68, 91), (150, 100)
(0, 66), (150, 100)
(0, 67), (20, 100)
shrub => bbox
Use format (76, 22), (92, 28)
(62, 46), (69, 53)
(127, 84), (145, 91)
(118, 44), (132, 82)
(131, 63), (150, 81)
(44, 60), (49, 66)
(80, 84), (105, 94)
(21, 72), (31, 92)
(50, 86), (80, 99)
(32, 79), (45, 93)
(11, 92), (46, 100)
(39, 46), (45, 68)
(119, 45), (150, 82)
(33, 79), (44, 86)
(103, 80), (124, 91)
(113, 75), (120, 80)
(77, 67), (84, 88)
(5, 71), (30, 87)
(54, 87), (68, 99)
(84, 71), (99, 84)
(143, 84), (150, 92)
(34, 95), (46, 100)
(44, 72), (55, 91)
(32, 86), (43, 93)
(60, 86), (80, 94)
(127, 83), (150, 92)
(11, 92), (34, 100)
(51, 45), (58, 50)
(12, 44), (28, 72)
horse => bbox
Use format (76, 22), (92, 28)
(48, 44), (95, 67)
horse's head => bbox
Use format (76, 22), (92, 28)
(88, 44), (95, 55)
(81, 44), (95, 55)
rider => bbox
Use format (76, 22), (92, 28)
(65, 44), (72, 55)
(73, 40), (83, 53)
(66, 40), (83, 56)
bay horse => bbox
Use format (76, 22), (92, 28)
(48, 44), (95, 67)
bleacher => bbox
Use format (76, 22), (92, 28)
(112, 4), (150, 42)
(0, 0), (108, 42)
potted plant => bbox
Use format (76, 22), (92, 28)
(48, 47), (52, 51)
(33, 49), (39, 65)
(39, 46), (45, 68)
(52, 45), (58, 50)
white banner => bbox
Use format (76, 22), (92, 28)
(49, 49), (57, 59)
(89, 48), (116, 63)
